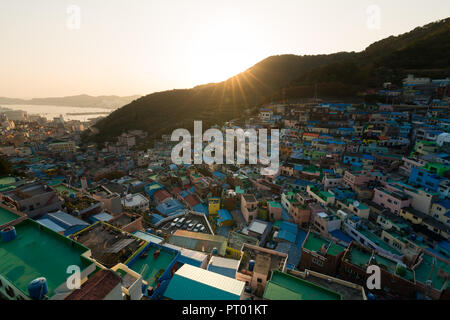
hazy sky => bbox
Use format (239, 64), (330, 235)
(1, 0), (449, 98)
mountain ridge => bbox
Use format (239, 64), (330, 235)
(86, 18), (450, 145)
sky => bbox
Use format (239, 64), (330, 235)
(0, 0), (449, 99)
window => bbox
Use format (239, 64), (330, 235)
(312, 257), (324, 267)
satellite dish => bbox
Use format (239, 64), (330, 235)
(353, 201), (360, 207)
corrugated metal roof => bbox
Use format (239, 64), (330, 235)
(164, 264), (244, 300)
(208, 256), (240, 270)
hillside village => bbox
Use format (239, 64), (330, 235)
(0, 74), (449, 300)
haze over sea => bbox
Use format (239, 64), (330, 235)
(0, 104), (113, 122)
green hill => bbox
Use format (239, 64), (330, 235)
(87, 18), (450, 144)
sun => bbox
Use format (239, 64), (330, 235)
(185, 19), (263, 85)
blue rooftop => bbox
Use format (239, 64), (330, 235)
(156, 199), (185, 216)
(436, 200), (450, 210)
(217, 209), (232, 224)
(90, 212), (114, 223)
(330, 230), (353, 245)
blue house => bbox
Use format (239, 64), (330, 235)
(409, 167), (444, 192)
(343, 155), (363, 167)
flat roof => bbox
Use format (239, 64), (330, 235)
(373, 254), (414, 282)
(73, 222), (144, 268)
(0, 176), (17, 186)
(0, 206), (21, 226)
(128, 245), (177, 288)
(164, 264), (244, 300)
(0, 219), (92, 297)
(65, 269), (121, 300)
(263, 271), (342, 300)
(303, 232), (345, 256)
(414, 252), (450, 290)
(348, 246), (372, 268)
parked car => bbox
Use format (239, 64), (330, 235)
(176, 217), (186, 228)
(187, 223), (195, 231)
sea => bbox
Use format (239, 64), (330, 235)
(0, 104), (114, 122)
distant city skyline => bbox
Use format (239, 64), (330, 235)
(1, 0), (449, 99)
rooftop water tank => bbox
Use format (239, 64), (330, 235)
(1, 226), (17, 242)
(212, 247), (218, 255)
(28, 277), (48, 300)
(249, 260), (256, 272)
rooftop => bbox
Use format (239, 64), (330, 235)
(0, 206), (21, 226)
(292, 270), (365, 300)
(372, 254), (414, 282)
(346, 245), (372, 268)
(303, 232), (346, 256)
(0, 219), (93, 298)
(64, 269), (121, 300)
(128, 244), (177, 288)
(72, 222), (145, 268)
(414, 252), (450, 291)
(164, 264), (245, 300)
(263, 271), (342, 300)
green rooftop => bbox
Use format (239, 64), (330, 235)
(303, 233), (345, 256)
(0, 176), (19, 192)
(414, 252), (450, 291)
(263, 271), (342, 300)
(128, 246), (177, 288)
(347, 246), (372, 268)
(268, 201), (282, 208)
(372, 254), (414, 282)
(0, 219), (92, 298)
(0, 176), (17, 186)
(0, 206), (21, 226)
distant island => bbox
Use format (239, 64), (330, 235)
(0, 94), (141, 110)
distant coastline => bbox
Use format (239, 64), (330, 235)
(0, 94), (141, 110)
(0, 104), (113, 122)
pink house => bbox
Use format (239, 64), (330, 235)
(241, 194), (258, 223)
(372, 188), (412, 215)
(343, 170), (377, 188)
